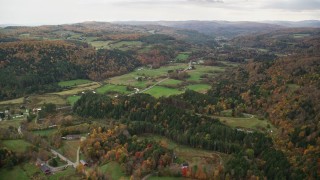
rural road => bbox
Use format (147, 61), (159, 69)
(50, 149), (79, 168)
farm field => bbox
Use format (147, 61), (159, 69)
(0, 119), (24, 129)
(99, 161), (129, 180)
(186, 84), (211, 92)
(1, 139), (32, 153)
(174, 52), (190, 62)
(49, 167), (79, 180)
(58, 140), (80, 162)
(107, 63), (228, 97)
(67, 95), (81, 106)
(0, 97), (24, 105)
(96, 84), (131, 94)
(187, 65), (225, 82)
(89, 40), (113, 49)
(159, 79), (182, 86)
(59, 79), (92, 87)
(0, 163), (46, 180)
(28, 94), (67, 106)
(107, 63), (188, 87)
(52, 82), (101, 96)
(89, 40), (142, 50)
(144, 86), (183, 98)
(32, 128), (57, 137)
(215, 113), (276, 132)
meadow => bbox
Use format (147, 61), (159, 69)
(106, 63), (226, 97)
(96, 84), (131, 94)
(58, 140), (80, 162)
(32, 128), (57, 137)
(215, 112), (275, 133)
(1, 139), (32, 153)
(58, 79), (92, 87)
(0, 163), (46, 180)
(144, 86), (183, 98)
(67, 95), (81, 106)
(99, 161), (129, 180)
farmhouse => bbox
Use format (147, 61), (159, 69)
(40, 164), (51, 175)
(80, 160), (88, 166)
(181, 162), (189, 169)
(63, 134), (81, 140)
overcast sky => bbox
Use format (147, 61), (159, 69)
(0, 0), (319, 25)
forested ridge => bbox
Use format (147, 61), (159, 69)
(74, 92), (304, 179)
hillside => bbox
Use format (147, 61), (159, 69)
(0, 22), (319, 179)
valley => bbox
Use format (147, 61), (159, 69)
(0, 21), (319, 179)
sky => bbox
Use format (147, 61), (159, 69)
(0, 0), (319, 25)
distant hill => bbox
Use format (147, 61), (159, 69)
(114, 20), (320, 38)
(264, 20), (320, 28)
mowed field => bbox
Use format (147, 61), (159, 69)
(58, 79), (92, 87)
(52, 82), (101, 96)
(96, 84), (131, 94)
(99, 161), (129, 180)
(214, 111), (276, 132)
(58, 140), (80, 162)
(67, 95), (81, 106)
(0, 163), (47, 180)
(1, 139), (32, 153)
(106, 63), (227, 97)
(32, 128), (57, 137)
(144, 86), (183, 98)
(0, 119), (24, 129)
(89, 40), (142, 50)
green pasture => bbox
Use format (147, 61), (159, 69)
(58, 79), (92, 87)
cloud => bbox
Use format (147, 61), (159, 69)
(111, 0), (223, 7)
(264, 0), (320, 11)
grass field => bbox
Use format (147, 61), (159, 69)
(107, 64), (188, 88)
(67, 95), (81, 106)
(0, 163), (54, 179)
(96, 84), (131, 94)
(89, 40), (113, 49)
(107, 63), (228, 98)
(144, 86), (183, 98)
(216, 115), (275, 132)
(59, 79), (92, 87)
(32, 128), (57, 137)
(1, 139), (32, 153)
(293, 33), (310, 38)
(187, 65), (225, 82)
(49, 167), (79, 180)
(89, 40), (142, 50)
(159, 79), (182, 86)
(99, 161), (129, 180)
(29, 94), (67, 106)
(52, 82), (101, 96)
(0, 119), (24, 129)
(0, 97), (24, 105)
(186, 84), (211, 93)
(59, 140), (80, 162)
(175, 52), (190, 62)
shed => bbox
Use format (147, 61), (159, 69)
(80, 160), (88, 166)
(40, 165), (51, 175)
